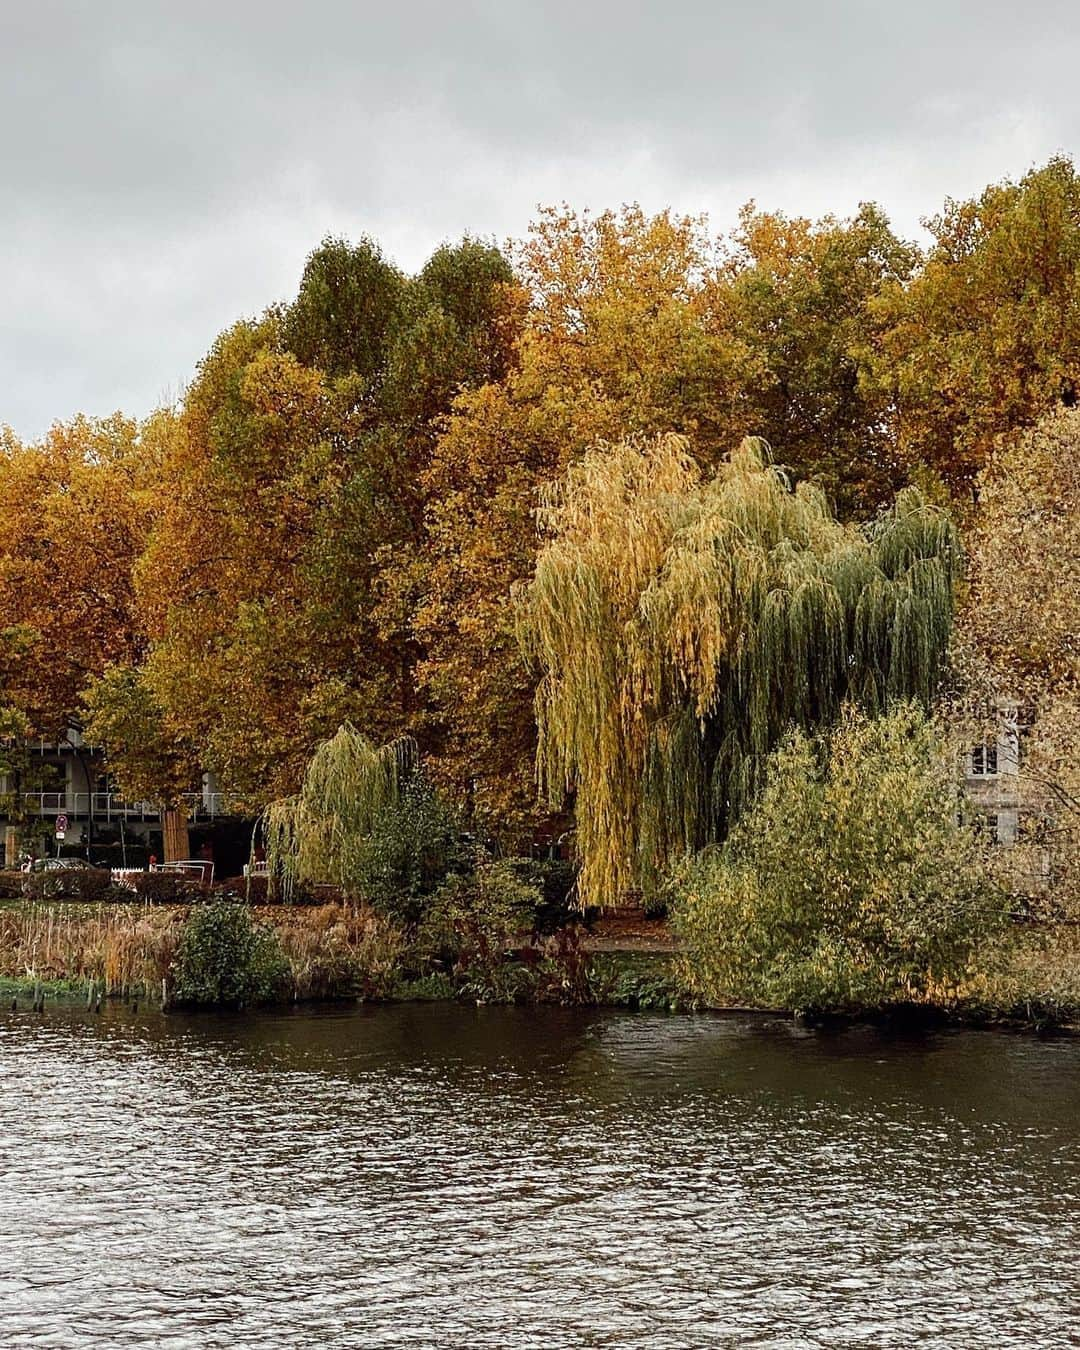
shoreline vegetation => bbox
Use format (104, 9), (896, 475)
(2, 898), (1077, 1034)
(3, 161), (1078, 1036)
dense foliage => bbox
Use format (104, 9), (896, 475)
(173, 902), (289, 1006)
(672, 705), (1005, 1013)
(522, 433), (959, 907)
(0, 160), (1076, 974)
(950, 407), (1080, 914)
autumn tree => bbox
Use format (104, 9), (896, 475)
(81, 664), (202, 859)
(134, 317), (375, 805)
(716, 202), (920, 516)
(416, 207), (758, 836)
(520, 433), (960, 908)
(0, 413), (162, 736)
(137, 236), (519, 810)
(870, 155), (1080, 497)
(955, 407), (1080, 911)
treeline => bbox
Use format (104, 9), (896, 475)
(2, 156), (1079, 846)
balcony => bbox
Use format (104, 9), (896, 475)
(12, 791), (241, 822)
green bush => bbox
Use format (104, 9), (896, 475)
(172, 902), (289, 1006)
(672, 704), (1006, 1015)
(351, 778), (468, 923)
(414, 860), (542, 986)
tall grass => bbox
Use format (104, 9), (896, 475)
(0, 901), (181, 996)
(0, 900), (405, 1003)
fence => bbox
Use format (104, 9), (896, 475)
(12, 791), (240, 822)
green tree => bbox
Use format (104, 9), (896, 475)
(672, 704), (1004, 1013)
(282, 234), (405, 386)
(521, 433), (960, 908)
(263, 724), (463, 919)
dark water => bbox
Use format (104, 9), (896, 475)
(1, 1004), (1078, 1349)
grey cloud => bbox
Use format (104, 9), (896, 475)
(3, 0), (1079, 439)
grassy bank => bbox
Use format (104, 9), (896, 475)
(0, 900), (686, 1012)
(0, 900), (1076, 1029)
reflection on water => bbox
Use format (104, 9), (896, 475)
(1, 1003), (1078, 1347)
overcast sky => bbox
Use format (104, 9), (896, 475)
(3, 0), (1078, 440)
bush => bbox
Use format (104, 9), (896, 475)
(414, 860), (542, 991)
(0, 870), (25, 899)
(672, 704), (1006, 1015)
(351, 778), (469, 923)
(132, 872), (197, 905)
(172, 902), (289, 1006)
(500, 858), (580, 932)
(21, 866), (115, 903)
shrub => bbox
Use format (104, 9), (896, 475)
(172, 902), (289, 1006)
(132, 872), (197, 905)
(414, 860), (542, 987)
(672, 704), (1006, 1015)
(21, 867), (114, 903)
(239, 874), (269, 905)
(0, 870), (26, 899)
(530, 924), (595, 1004)
(500, 858), (580, 933)
(351, 778), (469, 923)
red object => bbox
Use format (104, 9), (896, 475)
(148, 854), (157, 868)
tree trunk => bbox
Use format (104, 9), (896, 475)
(162, 805), (190, 861)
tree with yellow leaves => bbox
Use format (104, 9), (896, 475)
(870, 156), (1080, 498)
(520, 433), (960, 908)
(0, 413), (162, 735)
(955, 407), (1080, 912)
(416, 207), (759, 836)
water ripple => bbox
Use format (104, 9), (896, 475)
(1, 1005), (1078, 1348)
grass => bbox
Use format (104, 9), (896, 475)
(0, 900), (180, 1000)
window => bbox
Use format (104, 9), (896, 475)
(971, 744), (998, 776)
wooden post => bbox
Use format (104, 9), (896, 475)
(162, 804), (190, 861)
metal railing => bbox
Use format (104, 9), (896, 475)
(11, 791), (242, 821)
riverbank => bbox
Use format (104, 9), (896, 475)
(1, 899), (1077, 1031)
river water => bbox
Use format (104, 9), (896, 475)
(1, 1003), (1077, 1348)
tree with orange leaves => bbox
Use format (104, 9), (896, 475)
(0, 413), (161, 736)
(870, 156), (1080, 499)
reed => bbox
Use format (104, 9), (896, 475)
(0, 899), (404, 1004)
(0, 902), (183, 998)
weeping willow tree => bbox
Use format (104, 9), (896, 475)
(263, 723), (418, 899)
(519, 434), (960, 909)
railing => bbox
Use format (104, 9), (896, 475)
(12, 791), (243, 821)
(152, 860), (215, 888)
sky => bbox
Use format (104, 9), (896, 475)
(3, 0), (1079, 440)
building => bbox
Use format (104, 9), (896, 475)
(0, 727), (251, 875)
(963, 701), (1022, 844)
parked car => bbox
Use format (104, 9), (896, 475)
(29, 857), (92, 873)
